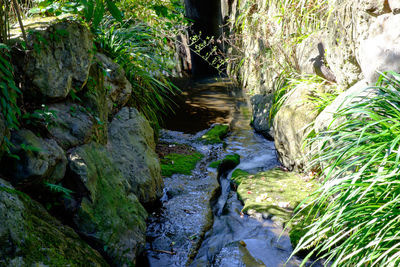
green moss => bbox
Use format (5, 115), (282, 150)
(208, 160), (221, 168)
(235, 169), (318, 246)
(200, 124), (229, 144)
(161, 152), (203, 177)
(230, 169), (249, 185)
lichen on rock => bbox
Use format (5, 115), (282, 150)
(67, 142), (148, 266)
(0, 178), (108, 266)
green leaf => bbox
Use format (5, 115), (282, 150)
(105, 0), (122, 22)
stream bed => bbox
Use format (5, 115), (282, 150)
(140, 78), (310, 266)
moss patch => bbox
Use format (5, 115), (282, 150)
(160, 149), (203, 177)
(208, 160), (221, 168)
(235, 169), (318, 246)
(231, 169), (250, 185)
(200, 124), (229, 144)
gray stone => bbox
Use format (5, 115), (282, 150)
(23, 20), (93, 99)
(67, 143), (148, 266)
(4, 129), (67, 187)
(358, 14), (400, 85)
(96, 53), (132, 116)
(250, 94), (274, 139)
(273, 83), (330, 172)
(314, 80), (370, 133)
(46, 103), (94, 150)
(108, 107), (163, 204)
(389, 0), (400, 14)
(0, 178), (108, 266)
(296, 32), (336, 82)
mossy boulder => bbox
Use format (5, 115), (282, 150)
(200, 124), (229, 144)
(67, 143), (147, 266)
(235, 169), (317, 246)
(230, 168), (250, 185)
(209, 154), (240, 171)
(2, 129), (67, 188)
(0, 178), (108, 266)
(12, 18), (93, 100)
(109, 107), (163, 204)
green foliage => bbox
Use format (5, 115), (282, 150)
(44, 182), (73, 199)
(269, 74), (336, 124)
(200, 124), (229, 144)
(293, 71), (400, 266)
(161, 152), (203, 177)
(0, 44), (21, 154)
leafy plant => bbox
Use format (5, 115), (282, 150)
(292, 71), (400, 266)
(45, 182), (74, 199)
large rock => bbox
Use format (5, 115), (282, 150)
(358, 14), (400, 84)
(3, 129), (67, 187)
(314, 80), (370, 133)
(67, 143), (147, 266)
(96, 53), (132, 116)
(250, 94), (274, 139)
(108, 107), (163, 204)
(273, 83), (327, 171)
(21, 19), (93, 99)
(0, 178), (108, 266)
(46, 103), (95, 150)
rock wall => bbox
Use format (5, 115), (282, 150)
(0, 17), (165, 265)
(223, 0), (400, 171)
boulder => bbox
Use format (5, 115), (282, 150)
(3, 129), (67, 187)
(46, 103), (95, 150)
(0, 178), (108, 266)
(358, 14), (400, 85)
(296, 32), (336, 82)
(389, 0), (400, 14)
(250, 94), (274, 139)
(314, 80), (370, 133)
(108, 107), (163, 204)
(324, 0), (390, 87)
(67, 143), (147, 266)
(96, 53), (132, 116)
(21, 19), (93, 100)
(273, 83), (325, 171)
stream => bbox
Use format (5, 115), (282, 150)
(139, 78), (310, 266)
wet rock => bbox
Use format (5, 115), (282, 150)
(108, 107), (163, 204)
(235, 169), (317, 224)
(3, 129), (67, 187)
(46, 103), (94, 150)
(0, 178), (108, 266)
(21, 19), (93, 100)
(250, 94), (274, 139)
(67, 143), (147, 266)
(358, 14), (400, 84)
(218, 153), (241, 174)
(96, 53), (132, 116)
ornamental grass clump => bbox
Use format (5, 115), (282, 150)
(292, 71), (400, 266)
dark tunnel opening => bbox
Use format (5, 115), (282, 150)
(185, 0), (224, 76)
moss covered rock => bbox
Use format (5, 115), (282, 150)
(67, 143), (147, 266)
(230, 168), (250, 185)
(200, 124), (229, 144)
(3, 129), (67, 188)
(109, 107), (163, 204)
(0, 178), (107, 266)
(234, 169), (317, 247)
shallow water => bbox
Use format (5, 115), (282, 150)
(141, 78), (310, 266)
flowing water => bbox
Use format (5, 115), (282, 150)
(140, 78), (312, 266)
